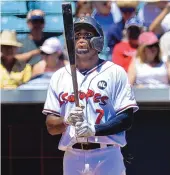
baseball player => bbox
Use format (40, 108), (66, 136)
(43, 16), (139, 175)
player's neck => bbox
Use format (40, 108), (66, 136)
(76, 54), (99, 71)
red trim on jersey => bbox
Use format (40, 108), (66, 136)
(42, 109), (60, 116)
(116, 104), (138, 115)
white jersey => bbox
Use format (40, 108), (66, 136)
(43, 60), (138, 151)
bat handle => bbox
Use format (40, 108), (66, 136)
(70, 65), (79, 107)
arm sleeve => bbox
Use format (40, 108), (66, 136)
(95, 108), (133, 136)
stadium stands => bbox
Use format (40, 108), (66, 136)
(27, 1), (76, 14)
(44, 15), (64, 33)
(1, 1), (27, 15)
(1, 16), (29, 32)
(1, 0), (76, 36)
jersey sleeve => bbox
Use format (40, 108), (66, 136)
(42, 74), (61, 116)
(113, 66), (139, 114)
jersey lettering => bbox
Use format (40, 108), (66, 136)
(58, 89), (108, 106)
(95, 109), (104, 124)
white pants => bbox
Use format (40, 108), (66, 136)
(63, 145), (126, 175)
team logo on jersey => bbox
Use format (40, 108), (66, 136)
(58, 89), (109, 106)
(97, 81), (107, 90)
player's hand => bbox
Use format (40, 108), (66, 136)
(64, 106), (84, 126)
(75, 121), (96, 137)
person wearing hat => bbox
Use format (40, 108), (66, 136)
(0, 30), (32, 89)
(128, 31), (170, 88)
(16, 9), (48, 77)
(112, 17), (143, 72)
(18, 37), (68, 90)
(107, 1), (139, 55)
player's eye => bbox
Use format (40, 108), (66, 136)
(75, 33), (81, 40)
(75, 32), (94, 40)
(84, 32), (94, 39)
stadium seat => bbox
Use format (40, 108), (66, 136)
(27, 1), (76, 14)
(17, 33), (28, 40)
(1, 1), (27, 15)
(1, 16), (29, 32)
(44, 15), (64, 33)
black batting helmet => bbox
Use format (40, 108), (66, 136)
(74, 16), (104, 52)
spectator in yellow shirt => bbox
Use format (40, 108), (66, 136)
(0, 30), (32, 89)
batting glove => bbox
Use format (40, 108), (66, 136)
(75, 121), (96, 137)
(64, 107), (84, 126)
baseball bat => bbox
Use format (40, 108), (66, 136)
(62, 3), (79, 107)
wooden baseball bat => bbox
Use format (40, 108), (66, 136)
(62, 3), (79, 107)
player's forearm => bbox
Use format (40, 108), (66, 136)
(95, 108), (133, 136)
(46, 115), (66, 135)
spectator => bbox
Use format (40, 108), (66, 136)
(16, 9), (48, 77)
(18, 37), (68, 89)
(128, 32), (170, 88)
(92, 1), (121, 35)
(149, 2), (170, 36)
(92, 1), (122, 60)
(112, 17), (143, 72)
(75, 0), (93, 18)
(160, 31), (170, 62)
(0, 30), (32, 89)
(107, 1), (139, 54)
(138, 1), (168, 29)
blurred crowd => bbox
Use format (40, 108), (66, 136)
(1, 0), (170, 89)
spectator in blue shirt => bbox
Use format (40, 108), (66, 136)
(107, 1), (139, 55)
(92, 1), (121, 36)
(91, 1), (122, 60)
(16, 9), (48, 77)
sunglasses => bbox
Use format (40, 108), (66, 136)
(120, 7), (135, 13)
(31, 19), (44, 24)
(146, 43), (159, 49)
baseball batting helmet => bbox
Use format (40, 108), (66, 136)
(74, 16), (104, 52)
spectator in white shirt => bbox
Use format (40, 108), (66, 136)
(128, 32), (170, 88)
(18, 37), (68, 89)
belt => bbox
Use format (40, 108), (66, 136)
(72, 143), (113, 150)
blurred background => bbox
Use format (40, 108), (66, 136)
(1, 0), (170, 175)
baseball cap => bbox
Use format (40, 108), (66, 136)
(116, 1), (139, 8)
(27, 9), (45, 21)
(138, 32), (159, 46)
(40, 37), (62, 54)
(125, 17), (143, 29)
